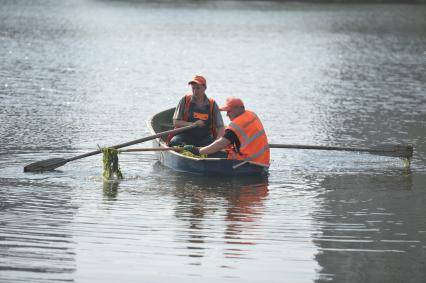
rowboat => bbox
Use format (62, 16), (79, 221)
(147, 108), (269, 176)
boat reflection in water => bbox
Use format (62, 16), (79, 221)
(169, 174), (269, 263)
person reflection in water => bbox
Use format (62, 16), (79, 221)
(174, 181), (269, 262)
(223, 183), (269, 258)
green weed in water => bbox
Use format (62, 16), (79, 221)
(403, 157), (411, 169)
(101, 147), (123, 180)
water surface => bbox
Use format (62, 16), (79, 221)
(1, 1), (426, 282)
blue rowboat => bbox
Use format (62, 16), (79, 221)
(147, 108), (269, 177)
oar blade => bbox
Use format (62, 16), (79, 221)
(24, 158), (68, 172)
(370, 144), (413, 158)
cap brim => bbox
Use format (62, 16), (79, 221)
(188, 80), (203, 85)
(219, 106), (231, 111)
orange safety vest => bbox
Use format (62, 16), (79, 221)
(167, 94), (218, 144)
(226, 110), (270, 166)
(182, 94), (218, 138)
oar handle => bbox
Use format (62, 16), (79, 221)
(67, 124), (196, 162)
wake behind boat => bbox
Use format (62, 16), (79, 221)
(147, 108), (269, 177)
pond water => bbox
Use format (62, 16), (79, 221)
(1, 0), (426, 282)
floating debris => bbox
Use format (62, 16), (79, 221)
(101, 147), (123, 180)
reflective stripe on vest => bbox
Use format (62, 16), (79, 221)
(228, 121), (266, 148)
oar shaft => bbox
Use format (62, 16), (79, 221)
(269, 143), (413, 158)
(269, 144), (370, 152)
(66, 124), (196, 162)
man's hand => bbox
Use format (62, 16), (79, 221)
(183, 145), (200, 155)
(194, 120), (205, 127)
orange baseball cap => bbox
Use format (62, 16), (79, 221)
(188, 75), (207, 86)
(219, 96), (244, 111)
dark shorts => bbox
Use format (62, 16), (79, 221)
(169, 133), (214, 147)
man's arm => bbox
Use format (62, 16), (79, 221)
(174, 119), (204, 128)
(213, 102), (224, 137)
(172, 97), (185, 127)
(173, 97), (204, 128)
(199, 137), (231, 155)
(216, 126), (225, 138)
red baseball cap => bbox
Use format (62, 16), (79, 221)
(219, 96), (244, 111)
(188, 75), (207, 86)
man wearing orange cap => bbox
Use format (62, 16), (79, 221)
(184, 96), (270, 166)
(169, 75), (224, 147)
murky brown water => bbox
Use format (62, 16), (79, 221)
(1, 0), (426, 282)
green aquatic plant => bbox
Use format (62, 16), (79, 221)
(403, 157), (411, 170)
(177, 146), (208, 158)
(101, 147), (123, 180)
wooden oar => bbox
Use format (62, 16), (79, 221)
(23, 124), (197, 172)
(233, 143), (412, 170)
(269, 143), (413, 159)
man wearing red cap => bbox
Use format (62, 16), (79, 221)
(184, 96), (270, 166)
(169, 75), (224, 147)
